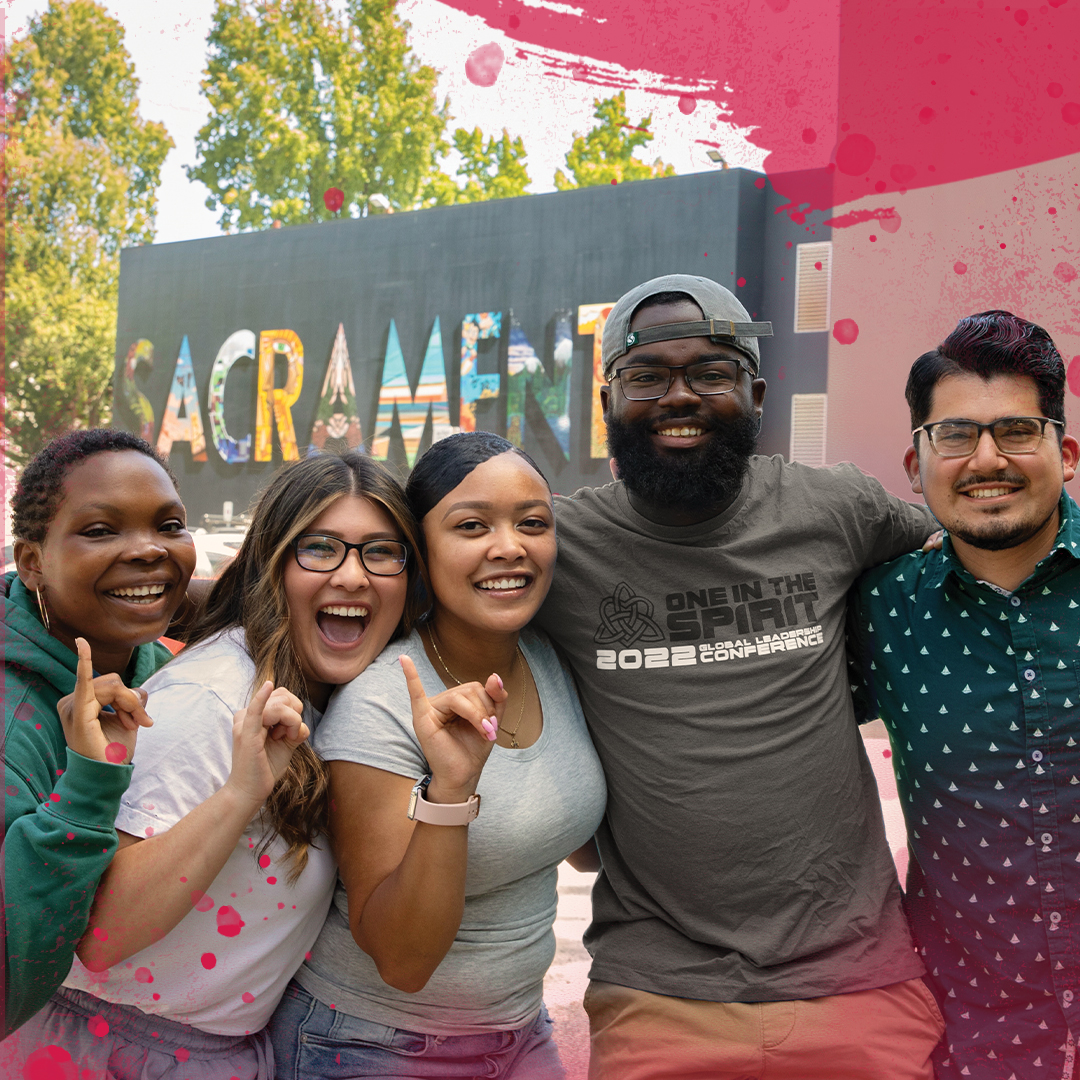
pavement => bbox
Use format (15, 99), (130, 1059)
(542, 720), (905, 1078)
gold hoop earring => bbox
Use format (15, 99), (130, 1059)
(35, 587), (51, 632)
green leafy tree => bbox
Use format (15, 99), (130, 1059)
(5, 0), (173, 465)
(188, 0), (449, 229)
(423, 127), (531, 206)
(554, 91), (675, 190)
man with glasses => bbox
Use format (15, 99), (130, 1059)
(534, 275), (944, 1078)
(848, 310), (1080, 1080)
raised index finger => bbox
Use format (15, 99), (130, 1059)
(73, 638), (98, 716)
(399, 655), (429, 708)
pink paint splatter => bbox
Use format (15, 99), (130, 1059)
(153, 992), (161, 1001)
(814, 261), (823, 270)
(754, 177), (766, 190)
(92, 927), (108, 942)
(216, 905), (245, 937)
(21, 1043), (74, 1080)
(305, 951), (312, 961)
(1063, 103), (1080, 124)
(953, 261), (968, 275)
(134, 967), (154, 984)
(278, 902), (285, 910)
(736, 277), (746, 287)
(322, 187), (344, 213)
(877, 210), (901, 234)
(869, 234), (877, 242)
(1014, 8), (1029, 24)
(241, 991), (255, 1003)
(438, 0), (1080, 214)
(465, 42), (504, 86)
(802, 127), (816, 143)
(1054, 262), (1077, 282)
(87, 1015), (110, 1038)
(258, 854), (271, 869)
(66, 832), (74, 840)
(201, 952), (217, 969)
(175, 1049), (190, 1064)
(104, 742), (127, 764)
(677, 95), (696, 114)
(14, 703), (34, 722)
(6, 785), (18, 797)
(883, 749), (892, 758)
(144, 827), (154, 838)
(1049, 207), (1057, 215)
(191, 891), (214, 912)
(49, 793), (61, 802)
(1048, 82), (1064, 98)
(1067, 357), (1080, 397)
(266, 876), (277, 885)
(835, 133), (876, 176)
(832, 318), (860, 345)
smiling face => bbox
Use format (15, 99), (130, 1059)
(15, 450), (197, 675)
(282, 494), (409, 710)
(422, 452), (556, 639)
(600, 299), (767, 518)
(905, 373), (1079, 554)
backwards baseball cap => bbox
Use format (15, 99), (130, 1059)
(601, 274), (773, 380)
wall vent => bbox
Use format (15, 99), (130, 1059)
(790, 393), (828, 467)
(794, 241), (832, 333)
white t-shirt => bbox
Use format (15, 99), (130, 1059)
(64, 629), (336, 1035)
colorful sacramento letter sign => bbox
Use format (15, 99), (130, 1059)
(157, 335), (208, 461)
(256, 330), (304, 461)
(578, 304), (615, 459)
(372, 318), (452, 466)
(506, 311), (573, 458)
(459, 312), (502, 432)
(309, 323), (362, 454)
(208, 329), (255, 464)
(120, 339), (155, 443)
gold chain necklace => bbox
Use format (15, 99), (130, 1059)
(425, 626), (528, 748)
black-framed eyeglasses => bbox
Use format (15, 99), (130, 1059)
(292, 534), (409, 575)
(611, 359), (749, 401)
(913, 416), (1064, 458)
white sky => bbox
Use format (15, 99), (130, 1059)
(5, 0), (766, 244)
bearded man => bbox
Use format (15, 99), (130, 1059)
(533, 274), (946, 1079)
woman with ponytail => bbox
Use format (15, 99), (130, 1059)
(7, 451), (423, 1080)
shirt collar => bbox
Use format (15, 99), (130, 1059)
(936, 491), (1080, 589)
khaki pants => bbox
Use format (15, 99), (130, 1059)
(584, 978), (945, 1080)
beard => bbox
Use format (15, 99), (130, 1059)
(606, 409), (760, 514)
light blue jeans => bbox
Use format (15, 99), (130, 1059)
(269, 980), (567, 1080)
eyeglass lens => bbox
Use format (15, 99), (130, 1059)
(618, 361), (740, 400)
(295, 535), (408, 575)
(927, 417), (1051, 457)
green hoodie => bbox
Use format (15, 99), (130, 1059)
(2, 571), (172, 1038)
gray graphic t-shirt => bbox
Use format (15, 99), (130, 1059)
(534, 454), (935, 1003)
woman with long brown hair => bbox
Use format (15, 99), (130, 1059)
(9, 451), (424, 1080)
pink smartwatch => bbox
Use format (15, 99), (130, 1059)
(407, 774), (481, 826)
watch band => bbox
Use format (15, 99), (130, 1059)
(407, 774), (481, 826)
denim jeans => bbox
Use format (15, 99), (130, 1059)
(269, 980), (567, 1080)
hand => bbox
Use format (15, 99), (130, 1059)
(399, 656), (508, 802)
(225, 681), (309, 809)
(922, 529), (944, 552)
(55, 638), (153, 765)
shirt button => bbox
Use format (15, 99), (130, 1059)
(1042, 833), (1054, 845)
(1024, 668), (1037, 681)
(1010, 595), (1022, 607)
(1064, 988), (1074, 1003)
(1051, 911), (1063, 923)
(1032, 750), (1044, 762)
